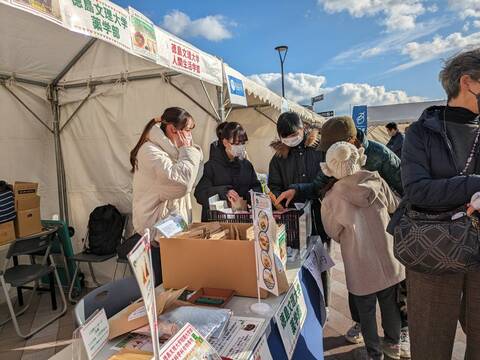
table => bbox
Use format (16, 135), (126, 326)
(50, 238), (326, 360)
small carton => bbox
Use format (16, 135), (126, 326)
(0, 221), (15, 246)
(160, 222), (289, 298)
(13, 182), (42, 237)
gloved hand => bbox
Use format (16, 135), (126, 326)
(467, 192), (480, 216)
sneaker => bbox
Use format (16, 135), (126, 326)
(345, 323), (364, 344)
(353, 348), (378, 360)
(400, 328), (411, 359)
(382, 341), (401, 360)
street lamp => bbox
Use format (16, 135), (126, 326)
(275, 45), (288, 98)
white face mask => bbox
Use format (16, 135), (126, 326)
(281, 133), (303, 148)
(230, 144), (246, 160)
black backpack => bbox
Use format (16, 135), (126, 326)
(86, 205), (124, 255)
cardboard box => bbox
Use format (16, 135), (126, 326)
(160, 223), (288, 298)
(0, 221), (15, 246)
(13, 182), (42, 238)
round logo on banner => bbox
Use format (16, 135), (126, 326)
(356, 112), (366, 125)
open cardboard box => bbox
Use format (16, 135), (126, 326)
(160, 222), (288, 299)
(13, 182), (42, 237)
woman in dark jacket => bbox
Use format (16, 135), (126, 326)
(195, 122), (262, 221)
(399, 49), (480, 359)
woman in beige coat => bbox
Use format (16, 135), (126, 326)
(130, 107), (203, 284)
(321, 142), (405, 360)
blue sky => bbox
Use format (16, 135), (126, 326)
(114, 0), (478, 114)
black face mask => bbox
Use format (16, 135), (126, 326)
(468, 89), (480, 114)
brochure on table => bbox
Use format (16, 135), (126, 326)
(158, 323), (221, 360)
(274, 276), (307, 360)
(127, 229), (161, 359)
(250, 335), (273, 360)
(251, 191), (280, 296)
(209, 316), (265, 360)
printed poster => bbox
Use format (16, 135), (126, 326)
(127, 229), (161, 359)
(129, 6), (157, 60)
(209, 317), (265, 360)
(61, 0), (131, 51)
(158, 323), (221, 360)
(251, 191), (279, 296)
(274, 276), (307, 359)
(12, 0), (62, 22)
(224, 66), (247, 107)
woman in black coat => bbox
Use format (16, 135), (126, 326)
(195, 122), (262, 221)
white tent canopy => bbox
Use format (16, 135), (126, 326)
(1, 1), (325, 284)
(367, 100), (447, 125)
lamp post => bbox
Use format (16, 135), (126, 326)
(275, 45), (288, 98)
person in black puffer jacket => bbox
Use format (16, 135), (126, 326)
(392, 49), (480, 360)
(195, 122), (262, 221)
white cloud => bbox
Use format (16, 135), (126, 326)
(162, 10), (233, 42)
(331, 18), (448, 63)
(475, 20), (480, 29)
(317, 0), (427, 31)
(248, 73), (424, 114)
(389, 32), (480, 72)
(449, 0), (480, 21)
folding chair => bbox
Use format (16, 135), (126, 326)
(68, 213), (128, 303)
(0, 231), (67, 339)
(73, 277), (140, 327)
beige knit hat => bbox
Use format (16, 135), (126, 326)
(320, 141), (367, 180)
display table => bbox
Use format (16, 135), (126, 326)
(50, 238), (326, 360)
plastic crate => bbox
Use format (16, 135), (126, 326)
(207, 209), (305, 249)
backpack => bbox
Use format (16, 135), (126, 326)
(86, 205), (124, 255)
(0, 181), (15, 224)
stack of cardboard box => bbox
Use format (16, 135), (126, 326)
(13, 182), (42, 238)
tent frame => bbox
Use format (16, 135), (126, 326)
(3, 37), (225, 224)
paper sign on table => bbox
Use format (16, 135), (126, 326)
(209, 316), (265, 360)
(274, 276), (307, 360)
(251, 191), (279, 296)
(127, 230), (160, 359)
(79, 309), (109, 360)
(158, 323), (221, 360)
(249, 335), (273, 360)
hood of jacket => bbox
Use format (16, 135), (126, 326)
(417, 105), (446, 134)
(209, 140), (224, 161)
(332, 170), (383, 208)
(270, 129), (320, 158)
(147, 124), (179, 160)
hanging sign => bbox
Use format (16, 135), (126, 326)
(352, 105), (368, 133)
(158, 323), (222, 360)
(251, 192), (279, 296)
(155, 26), (223, 86)
(274, 276), (307, 359)
(225, 66), (248, 107)
(127, 230), (161, 359)
(129, 6), (158, 61)
(61, 0), (131, 52)
(11, 0), (63, 23)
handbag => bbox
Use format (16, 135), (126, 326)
(393, 122), (480, 274)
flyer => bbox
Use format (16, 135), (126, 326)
(79, 309), (109, 360)
(129, 6), (157, 60)
(158, 323), (221, 360)
(209, 316), (265, 360)
(274, 276), (307, 360)
(127, 229), (160, 359)
(251, 191), (279, 296)
(111, 333), (154, 353)
(60, 0), (132, 51)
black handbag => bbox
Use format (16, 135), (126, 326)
(393, 121), (480, 274)
(393, 205), (480, 274)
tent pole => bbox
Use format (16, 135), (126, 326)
(217, 61), (226, 123)
(50, 87), (69, 223)
(225, 107), (233, 121)
(168, 79), (220, 121)
(0, 83), (53, 133)
(0, 74), (48, 88)
(60, 86), (95, 133)
(254, 108), (277, 125)
(200, 81), (220, 121)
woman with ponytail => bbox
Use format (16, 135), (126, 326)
(130, 107), (203, 284)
